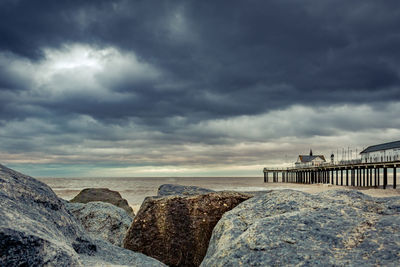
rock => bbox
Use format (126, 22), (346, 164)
(157, 184), (214, 196)
(0, 164), (166, 267)
(123, 191), (252, 267)
(157, 184), (270, 198)
(66, 202), (133, 247)
(201, 189), (400, 267)
(70, 188), (134, 217)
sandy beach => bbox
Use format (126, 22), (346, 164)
(38, 177), (400, 214)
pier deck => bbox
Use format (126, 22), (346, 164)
(263, 160), (399, 189)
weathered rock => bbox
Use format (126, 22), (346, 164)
(201, 189), (400, 267)
(157, 184), (214, 196)
(70, 188), (134, 217)
(123, 191), (252, 267)
(0, 164), (166, 267)
(66, 201), (133, 247)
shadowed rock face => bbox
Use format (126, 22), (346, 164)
(157, 184), (214, 196)
(66, 202), (133, 247)
(70, 188), (134, 217)
(201, 189), (400, 267)
(1, 228), (79, 266)
(0, 164), (166, 267)
(123, 191), (252, 267)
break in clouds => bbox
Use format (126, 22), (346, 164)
(1, 0), (400, 176)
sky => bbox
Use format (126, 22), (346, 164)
(1, 0), (400, 177)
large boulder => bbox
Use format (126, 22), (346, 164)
(157, 184), (214, 196)
(0, 164), (166, 267)
(123, 191), (252, 267)
(201, 189), (400, 266)
(70, 188), (134, 217)
(66, 202), (133, 247)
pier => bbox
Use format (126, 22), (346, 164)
(263, 160), (399, 189)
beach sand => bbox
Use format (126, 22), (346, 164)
(38, 177), (400, 214)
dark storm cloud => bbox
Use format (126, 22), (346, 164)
(1, 0), (400, 121)
(0, 0), (114, 59)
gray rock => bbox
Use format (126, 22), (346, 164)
(70, 188), (134, 217)
(201, 189), (400, 267)
(157, 183), (215, 196)
(66, 202), (133, 247)
(124, 191), (252, 267)
(0, 164), (166, 267)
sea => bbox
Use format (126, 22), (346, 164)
(38, 176), (400, 214)
(37, 176), (301, 213)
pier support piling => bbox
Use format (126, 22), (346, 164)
(369, 168), (372, 187)
(356, 168), (359, 186)
(383, 167), (387, 189)
(363, 168), (366, 187)
(340, 169), (343, 186)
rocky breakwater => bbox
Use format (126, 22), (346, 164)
(123, 187), (252, 267)
(0, 164), (166, 267)
(70, 188), (135, 217)
(66, 202), (133, 247)
(201, 189), (400, 266)
(157, 183), (270, 197)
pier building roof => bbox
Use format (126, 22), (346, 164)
(298, 155), (325, 163)
(360, 140), (400, 154)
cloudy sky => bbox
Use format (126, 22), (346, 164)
(1, 0), (400, 177)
